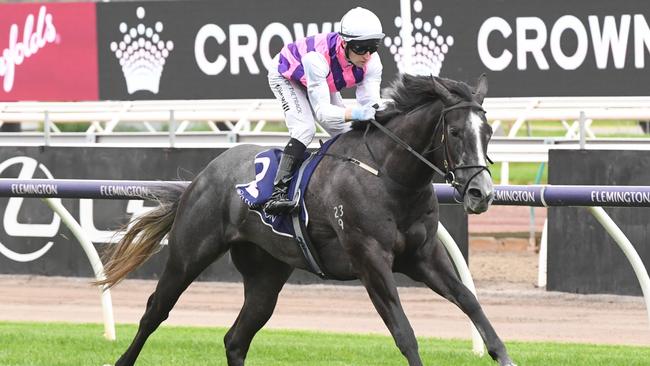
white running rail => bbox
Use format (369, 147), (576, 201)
(2, 97), (650, 134)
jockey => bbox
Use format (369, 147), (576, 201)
(264, 6), (384, 215)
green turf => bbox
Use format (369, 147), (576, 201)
(500, 120), (649, 138)
(1, 322), (648, 366)
(489, 162), (548, 185)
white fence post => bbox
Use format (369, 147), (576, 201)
(587, 206), (650, 328)
(41, 198), (116, 341)
(437, 223), (485, 356)
(537, 218), (548, 288)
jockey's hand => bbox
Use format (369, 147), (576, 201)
(351, 104), (376, 121)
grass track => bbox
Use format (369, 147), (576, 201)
(489, 162), (547, 185)
(1, 322), (649, 366)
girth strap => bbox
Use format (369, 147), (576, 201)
(290, 152), (328, 279)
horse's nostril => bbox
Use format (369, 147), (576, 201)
(468, 188), (483, 199)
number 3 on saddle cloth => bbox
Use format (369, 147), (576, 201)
(235, 136), (340, 278)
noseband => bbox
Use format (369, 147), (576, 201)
(364, 100), (491, 199)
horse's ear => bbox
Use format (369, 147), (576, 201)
(431, 75), (458, 106)
(474, 73), (488, 104)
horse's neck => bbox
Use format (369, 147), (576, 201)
(375, 103), (442, 189)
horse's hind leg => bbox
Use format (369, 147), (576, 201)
(115, 234), (226, 366)
(401, 239), (515, 366)
(224, 242), (293, 366)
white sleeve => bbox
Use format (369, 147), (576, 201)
(355, 54), (383, 107)
(330, 92), (345, 108)
(302, 52), (346, 124)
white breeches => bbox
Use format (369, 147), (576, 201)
(268, 66), (350, 147)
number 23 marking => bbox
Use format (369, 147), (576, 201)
(333, 205), (344, 230)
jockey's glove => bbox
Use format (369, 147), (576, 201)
(351, 104), (376, 121)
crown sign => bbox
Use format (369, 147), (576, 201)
(385, 0), (453, 76)
(109, 7), (173, 94)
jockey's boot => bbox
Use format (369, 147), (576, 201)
(263, 138), (306, 216)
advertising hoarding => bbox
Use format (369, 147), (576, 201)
(97, 0), (650, 99)
(0, 3), (98, 101)
(1, 0), (648, 99)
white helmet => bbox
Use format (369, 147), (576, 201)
(339, 7), (384, 41)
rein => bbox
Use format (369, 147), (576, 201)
(364, 118), (447, 178)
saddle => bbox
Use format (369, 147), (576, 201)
(236, 136), (340, 278)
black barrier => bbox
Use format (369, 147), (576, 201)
(2, 0), (648, 101)
(93, 0), (650, 100)
(96, 0), (394, 100)
(547, 150), (650, 296)
(0, 147), (221, 280)
(0, 146), (467, 285)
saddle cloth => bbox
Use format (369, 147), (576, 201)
(236, 136), (339, 237)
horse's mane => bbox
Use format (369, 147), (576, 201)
(375, 74), (474, 125)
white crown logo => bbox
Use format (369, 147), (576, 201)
(110, 7), (174, 94)
(384, 0), (453, 76)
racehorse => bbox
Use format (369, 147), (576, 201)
(100, 73), (515, 366)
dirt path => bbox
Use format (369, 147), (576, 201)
(1, 248), (648, 347)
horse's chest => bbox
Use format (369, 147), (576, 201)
(402, 218), (436, 249)
(385, 206), (433, 249)
(389, 199), (437, 248)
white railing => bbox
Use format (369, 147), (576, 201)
(0, 99), (287, 134)
(2, 96), (650, 134)
(1, 97), (650, 184)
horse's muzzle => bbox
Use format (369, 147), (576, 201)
(462, 170), (494, 214)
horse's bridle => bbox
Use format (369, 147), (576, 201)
(364, 100), (492, 199)
(434, 100), (493, 198)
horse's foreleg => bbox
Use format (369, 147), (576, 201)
(401, 239), (515, 366)
(224, 243), (293, 366)
(115, 235), (225, 366)
(351, 241), (423, 366)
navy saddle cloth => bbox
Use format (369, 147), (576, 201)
(236, 136), (339, 237)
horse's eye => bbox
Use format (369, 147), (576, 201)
(485, 124), (493, 138)
(449, 127), (461, 138)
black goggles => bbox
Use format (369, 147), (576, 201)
(348, 40), (380, 55)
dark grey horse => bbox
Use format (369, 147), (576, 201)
(100, 74), (515, 366)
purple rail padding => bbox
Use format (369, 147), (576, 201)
(0, 179), (189, 200)
(1, 179), (650, 207)
(435, 183), (650, 207)
(490, 185), (545, 207)
(542, 185), (650, 207)
(434, 184), (546, 206)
